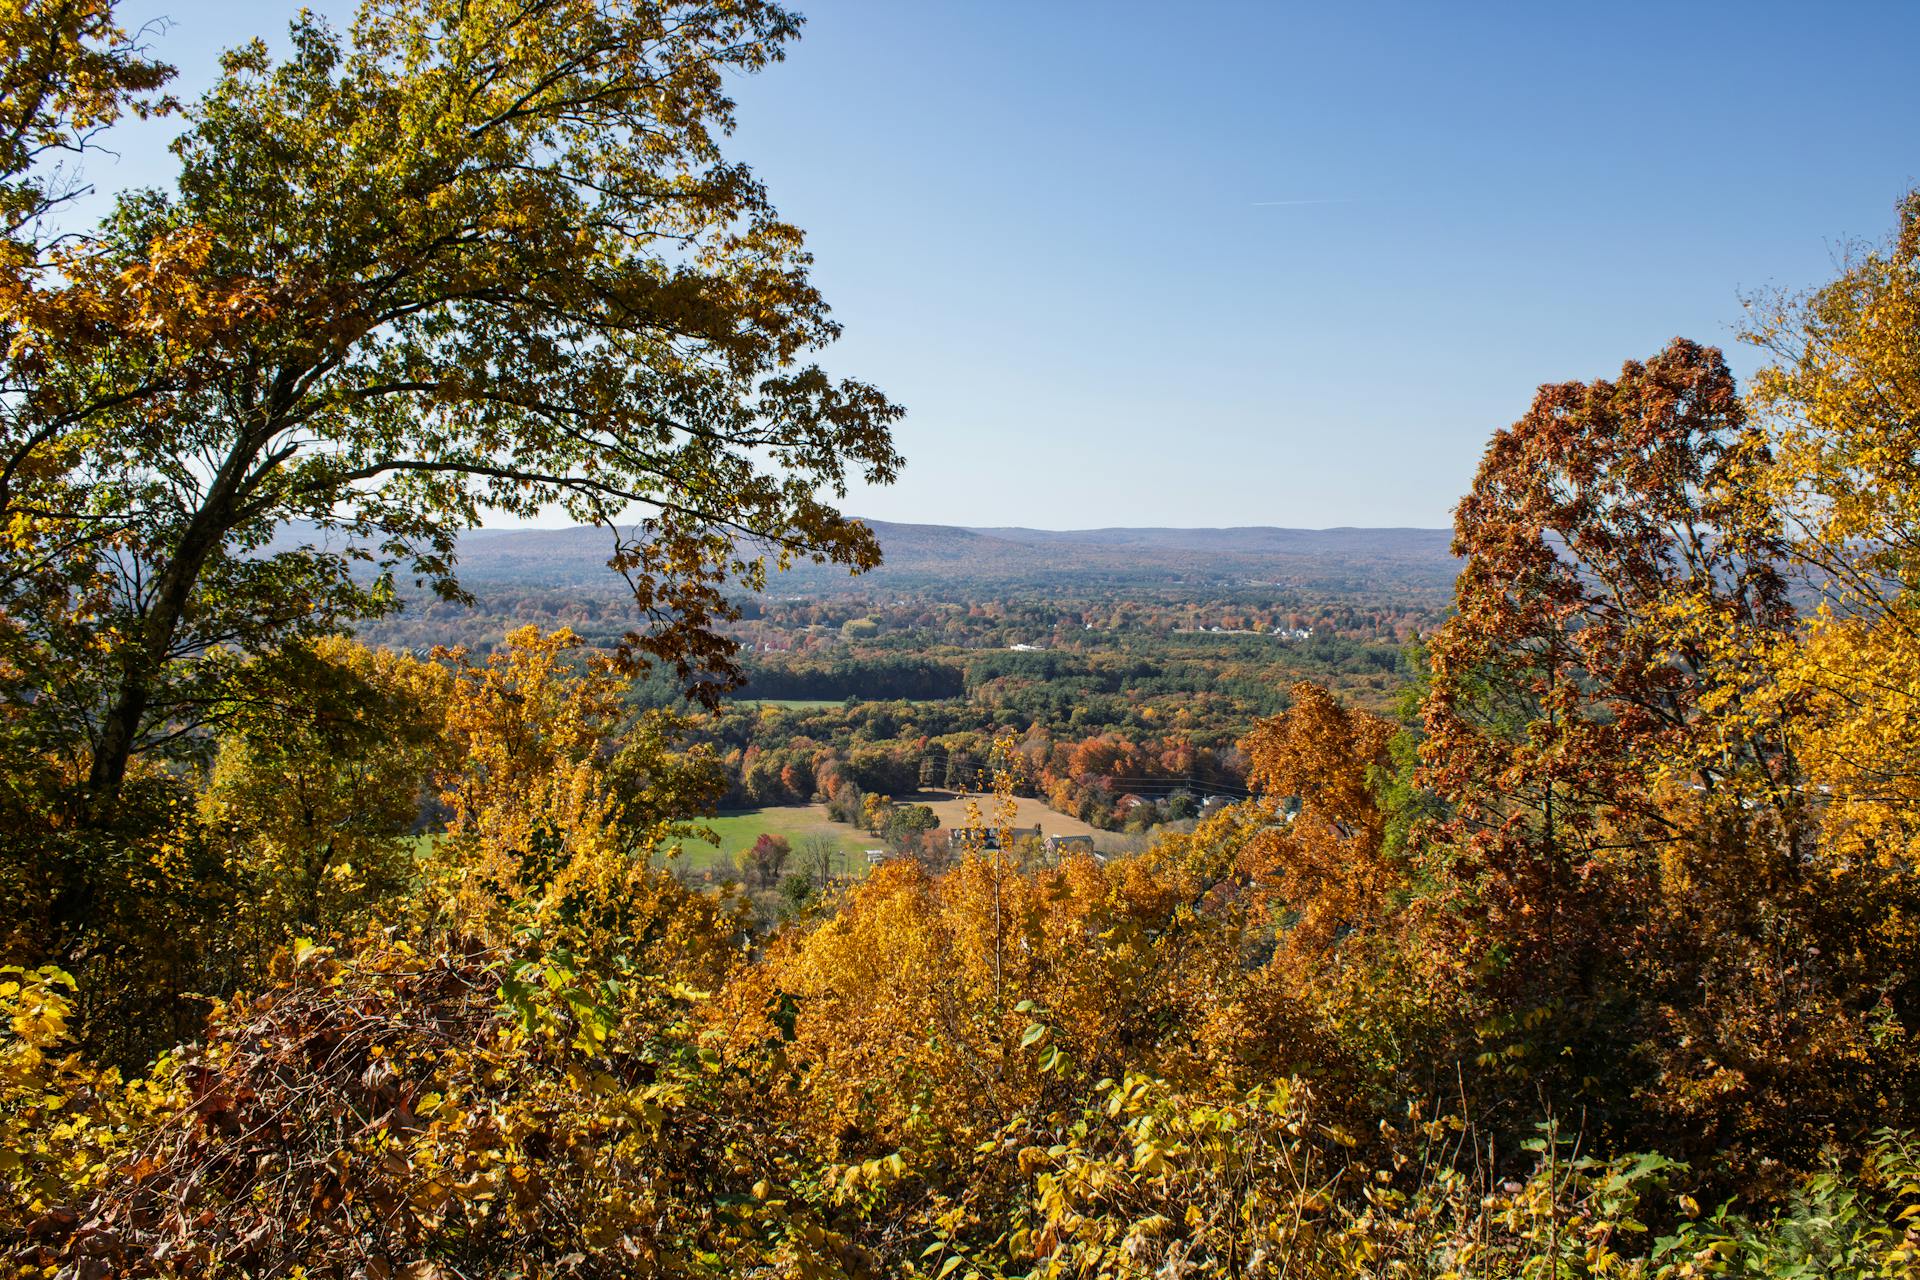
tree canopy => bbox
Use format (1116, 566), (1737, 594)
(0, 0), (901, 813)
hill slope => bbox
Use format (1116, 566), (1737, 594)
(270, 519), (1459, 596)
(428, 520), (1458, 595)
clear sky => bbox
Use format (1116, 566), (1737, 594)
(90, 0), (1920, 529)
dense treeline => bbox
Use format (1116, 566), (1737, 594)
(691, 636), (1412, 826)
(659, 628), (1413, 829)
(698, 696), (1248, 828)
(5, 2), (1920, 1276)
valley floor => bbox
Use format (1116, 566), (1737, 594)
(658, 791), (1111, 875)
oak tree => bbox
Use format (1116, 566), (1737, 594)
(1420, 338), (1796, 990)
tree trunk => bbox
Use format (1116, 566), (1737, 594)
(84, 535), (217, 818)
(83, 437), (259, 821)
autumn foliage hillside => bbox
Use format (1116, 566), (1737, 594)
(6, 0), (1920, 1274)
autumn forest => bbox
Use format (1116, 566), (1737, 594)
(6, 1), (1920, 1277)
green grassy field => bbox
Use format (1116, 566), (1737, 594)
(657, 805), (878, 876)
(410, 812), (880, 880)
(653, 795), (1117, 879)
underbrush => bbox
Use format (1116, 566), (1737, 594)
(7, 942), (1916, 1278)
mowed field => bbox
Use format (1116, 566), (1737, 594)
(658, 805), (876, 876)
(656, 792), (1108, 876)
(910, 791), (1104, 840)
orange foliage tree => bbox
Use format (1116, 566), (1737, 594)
(1239, 681), (1399, 957)
(1415, 335), (1911, 1166)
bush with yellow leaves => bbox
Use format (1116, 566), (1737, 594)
(11, 931), (878, 1279)
(1, 965), (178, 1256)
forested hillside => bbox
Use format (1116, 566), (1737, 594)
(5, 2), (1920, 1278)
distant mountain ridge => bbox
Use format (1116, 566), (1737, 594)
(416, 519), (1460, 596)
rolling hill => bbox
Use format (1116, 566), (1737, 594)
(422, 520), (1459, 595)
(268, 518), (1460, 598)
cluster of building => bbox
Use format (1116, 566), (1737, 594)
(1185, 624), (1314, 640)
(862, 794), (1241, 870)
(866, 829), (1095, 867)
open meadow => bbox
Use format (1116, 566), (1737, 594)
(656, 791), (1113, 876)
(907, 790), (1107, 841)
(656, 806), (875, 875)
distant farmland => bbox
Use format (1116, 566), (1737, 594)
(656, 792), (1116, 876)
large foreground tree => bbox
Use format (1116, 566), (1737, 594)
(1420, 339), (1798, 985)
(0, 0), (902, 815)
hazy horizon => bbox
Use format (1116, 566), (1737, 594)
(469, 517), (1458, 534)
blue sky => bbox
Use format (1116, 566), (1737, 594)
(92, 0), (1920, 529)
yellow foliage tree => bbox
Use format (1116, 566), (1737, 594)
(717, 841), (1266, 1174)
(201, 637), (451, 976)
(1744, 190), (1920, 870)
(429, 625), (734, 980)
(0, 965), (177, 1239)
